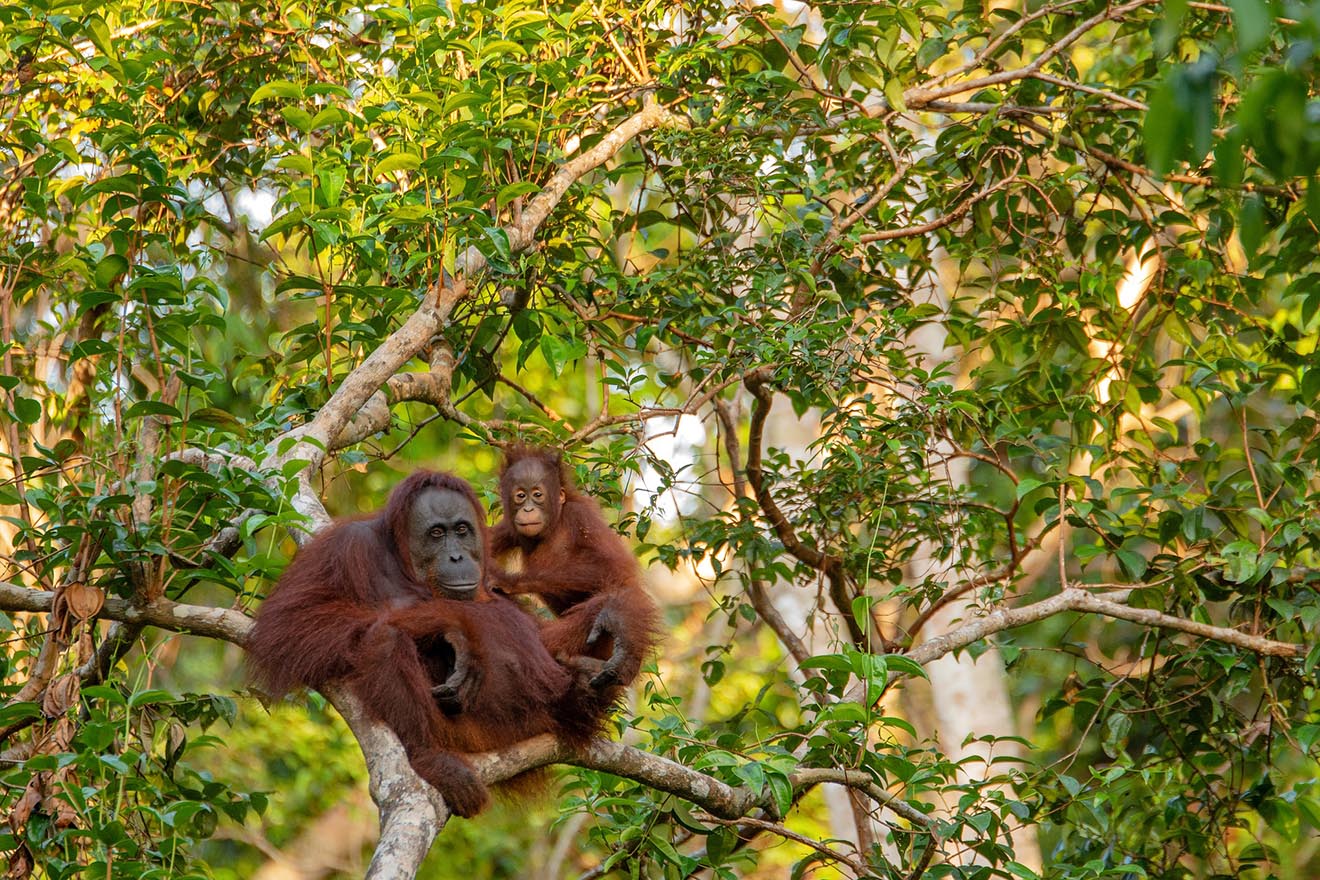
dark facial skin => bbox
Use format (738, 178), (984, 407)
(405, 487), (483, 599)
(504, 459), (564, 540)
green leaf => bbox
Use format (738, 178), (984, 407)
(482, 226), (512, 269)
(497, 180), (540, 209)
(883, 655), (928, 679)
(376, 153), (421, 176)
(1116, 548), (1147, 579)
(83, 16), (117, 63)
(128, 689), (176, 708)
(1239, 193), (1266, 261)
(250, 81), (304, 104)
(281, 106), (314, 132)
(125, 400), (181, 419)
(1228, 0), (1271, 51)
(1015, 477), (1044, 500)
(13, 396), (40, 425)
(94, 253), (129, 288)
(1214, 126), (1244, 189)
(0, 701), (40, 727)
(767, 772), (793, 818)
(188, 407), (250, 437)
(1144, 76), (1181, 176)
(884, 77), (906, 113)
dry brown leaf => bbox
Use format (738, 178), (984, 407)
(48, 590), (71, 643)
(5, 842), (33, 880)
(41, 674), (79, 719)
(63, 582), (104, 621)
(76, 630), (94, 666)
(49, 717), (76, 753)
(7, 780), (42, 833)
(43, 769), (79, 830)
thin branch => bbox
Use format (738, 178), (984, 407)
(789, 768), (936, 830)
(904, 0), (1159, 107)
(857, 173), (1017, 244)
(568, 368), (757, 444)
(1013, 116), (1286, 193)
(699, 814), (867, 876)
(743, 370), (868, 645)
(812, 161), (911, 273)
(495, 374), (564, 423)
(906, 586), (1304, 668)
(1030, 72), (1146, 111)
(602, 311), (714, 349)
(1186, 1), (1299, 25)
(714, 398), (811, 666)
(926, 0), (1092, 87)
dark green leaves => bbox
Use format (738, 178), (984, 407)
(1144, 54), (1219, 176)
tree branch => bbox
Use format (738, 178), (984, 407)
(282, 100), (687, 468)
(743, 370), (867, 646)
(906, 586), (1304, 667)
(904, 0), (1159, 107)
(1, 574), (1297, 879)
(714, 398), (812, 666)
(0, 581), (252, 645)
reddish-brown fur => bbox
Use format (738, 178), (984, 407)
(490, 447), (660, 692)
(247, 469), (607, 818)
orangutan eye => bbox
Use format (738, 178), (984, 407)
(455, 523), (470, 536)
(429, 526), (444, 538)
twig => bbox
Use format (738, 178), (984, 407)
(714, 398), (811, 666)
(698, 814), (866, 876)
(789, 768), (936, 830)
(743, 370), (866, 646)
(858, 173), (1017, 244)
(904, 0), (1159, 107)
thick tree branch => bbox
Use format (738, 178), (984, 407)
(0, 581), (1298, 681)
(0, 574), (1301, 879)
(510, 98), (685, 251)
(469, 735), (759, 819)
(0, 582), (252, 645)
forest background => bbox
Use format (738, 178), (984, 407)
(1, 0), (1319, 877)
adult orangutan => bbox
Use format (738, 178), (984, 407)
(489, 446), (659, 693)
(246, 470), (608, 818)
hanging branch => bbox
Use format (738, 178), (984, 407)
(714, 397), (812, 665)
(743, 369), (868, 646)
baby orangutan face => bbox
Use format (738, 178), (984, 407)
(503, 458), (564, 540)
